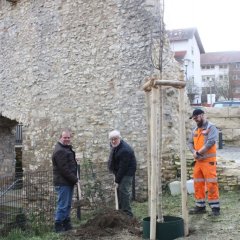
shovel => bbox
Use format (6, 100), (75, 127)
(74, 170), (89, 208)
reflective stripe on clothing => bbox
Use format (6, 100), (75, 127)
(206, 178), (218, 182)
(194, 178), (205, 182)
(194, 177), (217, 182)
(208, 200), (220, 208)
(201, 153), (216, 159)
(196, 200), (206, 207)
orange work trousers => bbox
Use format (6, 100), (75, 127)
(193, 161), (220, 208)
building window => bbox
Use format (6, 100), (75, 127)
(206, 65), (214, 69)
(234, 87), (240, 93)
(224, 75), (228, 80)
(220, 64), (227, 69)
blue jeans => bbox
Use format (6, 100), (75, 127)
(55, 186), (74, 222)
(118, 176), (133, 216)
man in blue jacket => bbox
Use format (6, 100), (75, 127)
(108, 130), (137, 217)
(52, 130), (78, 232)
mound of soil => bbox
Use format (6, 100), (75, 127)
(68, 208), (141, 239)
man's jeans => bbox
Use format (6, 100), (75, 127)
(55, 186), (74, 222)
(118, 176), (133, 216)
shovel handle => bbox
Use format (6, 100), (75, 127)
(77, 170), (81, 200)
(115, 185), (119, 210)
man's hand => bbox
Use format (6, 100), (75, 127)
(114, 182), (119, 188)
(194, 151), (203, 159)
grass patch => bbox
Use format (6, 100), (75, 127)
(0, 228), (63, 240)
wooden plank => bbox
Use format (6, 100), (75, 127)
(143, 79), (186, 92)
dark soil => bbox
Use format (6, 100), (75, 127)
(64, 208), (141, 240)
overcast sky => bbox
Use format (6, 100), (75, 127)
(164, 0), (240, 52)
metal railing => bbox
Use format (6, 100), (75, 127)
(0, 171), (56, 235)
(0, 166), (123, 236)
(0, 179), (21, 198)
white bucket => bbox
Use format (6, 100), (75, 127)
(187, 179), (195, 194)
(169, 181), (181, 196)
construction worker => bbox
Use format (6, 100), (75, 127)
(188, 109), (220, 216)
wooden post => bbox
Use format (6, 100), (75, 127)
(179, 73), (189, 236)
(150, 87), (158, 240)
(157, 86), (164, 223)
(146, 91), (152, 215)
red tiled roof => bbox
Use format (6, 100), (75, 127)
(174, 51), (187, 59)
(201, 51), (240, 64)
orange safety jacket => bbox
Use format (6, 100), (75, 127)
(189, 121), (218, 162)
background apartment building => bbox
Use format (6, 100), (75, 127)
(168, 28), (240, 105)
(201, 51), (240, 103)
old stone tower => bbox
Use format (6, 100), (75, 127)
(0, 0), (184, 195)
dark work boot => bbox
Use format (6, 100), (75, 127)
(189, 206), (206, 215)
(209, 207), (220, 216)
(54, 221), (64, 233)
(63, 218), (73, 231)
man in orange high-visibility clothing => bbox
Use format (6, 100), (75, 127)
(188, 109), (220, 216)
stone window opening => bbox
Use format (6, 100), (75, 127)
(0, 116), (23, 187)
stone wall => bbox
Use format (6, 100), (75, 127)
(202, 107), (240, 146)
(0, 0), (192, 198)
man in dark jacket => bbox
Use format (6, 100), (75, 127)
(52, 130), (78, 232)
(108, 130), (137, 217)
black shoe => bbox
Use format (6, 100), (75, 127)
(189, 206), (206, 215)
(209, 208), (220, 216)
(63, 218), (73, 231)
(54, 221), (65, 233)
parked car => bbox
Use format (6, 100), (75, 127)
(212, 101), (240, 108)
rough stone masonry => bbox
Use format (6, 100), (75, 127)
(0, 0), (188, 198)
